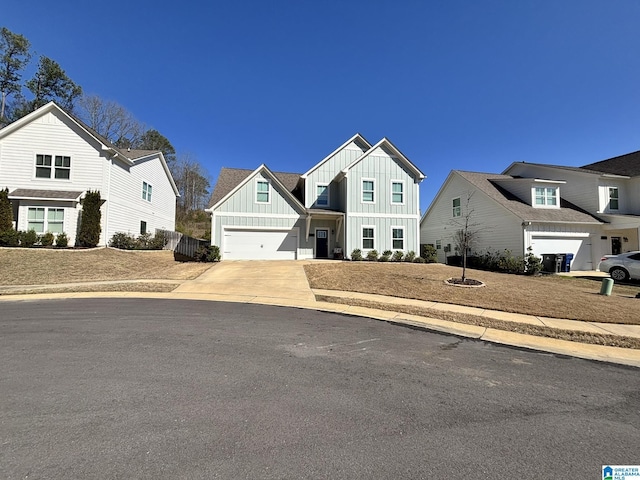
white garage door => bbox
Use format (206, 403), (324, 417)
(223, 229), (298, 260)
(530, 235), (592, 270)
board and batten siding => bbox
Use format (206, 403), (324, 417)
(216, 172), (301, 216)
(346, 148), (420, 216)
(212, 171), (305, 255)
(347, 216), (418, 255)
(421, 173), (523, 263)
(304, 142), (366, 208)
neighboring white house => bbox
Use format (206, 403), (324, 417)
(0, 102), (179, 246)
(421, 151), (640, 271)
(207, 134), (425, 260)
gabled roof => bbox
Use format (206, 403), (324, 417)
(342, 137), (425, 180)
(581, 149), (640, 177)
(301, 133), (371, 179)
(0, 102), (180, 196)
(423, 170), (602, 225)
(208, 165), (305, 211)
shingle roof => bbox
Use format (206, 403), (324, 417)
(581, 150), (640, 177)
(9, 189), (84, 200)
(68, 113), (160, 161)
(208, 167), (302, 208)
(456, 171), (603, 224)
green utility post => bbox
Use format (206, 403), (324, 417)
(599, 278), (614, 296)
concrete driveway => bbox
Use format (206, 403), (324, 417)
(173, 260), (317, 303)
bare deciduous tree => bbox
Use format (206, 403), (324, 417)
(450, 191), (485, 283)
(77, 94), (145, 145)
(174, 153), (210, 213)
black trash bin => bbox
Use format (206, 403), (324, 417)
(563, 253), (574, 272)
(541, 254), (556, 272)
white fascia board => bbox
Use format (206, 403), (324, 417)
(0, 101), (60, 138)
(301, 133), (372, 179)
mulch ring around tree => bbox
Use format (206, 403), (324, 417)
(444, 277), (486, 288)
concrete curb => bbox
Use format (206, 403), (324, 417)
(1, 290), (638, 368)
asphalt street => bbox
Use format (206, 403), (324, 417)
(1, 298), (638, 479)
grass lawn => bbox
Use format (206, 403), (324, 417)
(304, 262), (640, 325)
(0, 247), (212, 286)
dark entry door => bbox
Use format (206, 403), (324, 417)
(316, 229), (329, 258)
(611, 237), (622, 255)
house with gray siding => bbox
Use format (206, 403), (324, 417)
(421, 150), (640, 271)
(207, 134), (425, 260)
(0, 102), (178, 246)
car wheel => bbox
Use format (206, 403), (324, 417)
(610, 267), (629, 282)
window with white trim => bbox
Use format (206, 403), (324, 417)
(362, 227), (374, 249)
(142, 182), (153, 202)
(436, 240), (442, 250)
(452, 197), (461, 217)
(140, 221), (147, 235)
(534, 187), (557, 206)
(35, 154), (71, 179)
(362, 179), (375, 203)
(316, 183), (329, 207)
(27, 207), (64, 233)
(608, 187), (619, 210)
(391, 181), (404, 204)
(256, 180), (270, 203)
(392, 227), (404, 250)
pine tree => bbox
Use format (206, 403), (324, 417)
(0, 188), (14, 232)
(76, 190), (102, 247)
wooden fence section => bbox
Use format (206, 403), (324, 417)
(156, 229), (209, 259)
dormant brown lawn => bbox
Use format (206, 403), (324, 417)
(0, 247), (211, 286)
(304, 262), (640, 325)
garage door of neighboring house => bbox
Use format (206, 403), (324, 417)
(530, 235), (592, 270)
(223, 228), (298, 260)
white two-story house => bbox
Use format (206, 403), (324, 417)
(207, 134), (425, 260)
(0, 102), (178, 246)
(420, 150), (640, 271)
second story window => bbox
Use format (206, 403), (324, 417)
(142, 181), (153, 202)
(54, 156), (71, 179)
(256, 180), (270, 203)
(452, 197), (461, 217)
(316, 184), (329, 207)
(391, 181), (404, 204)
(35, 155), (52, 178)
(35, 154), (71, 179)
(535, 187), (557, 206)
(362, 179), (375, 203)
(608, 187), (619, 210)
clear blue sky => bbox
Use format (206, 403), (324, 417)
(5, 0), (640, 212)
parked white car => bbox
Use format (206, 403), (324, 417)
(598, 251), (640, 281)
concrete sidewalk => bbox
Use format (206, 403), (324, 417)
(1, 261), (638, 367)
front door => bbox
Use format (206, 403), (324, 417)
(315, 229), (329, 258)
(612, 236), (622, 255)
